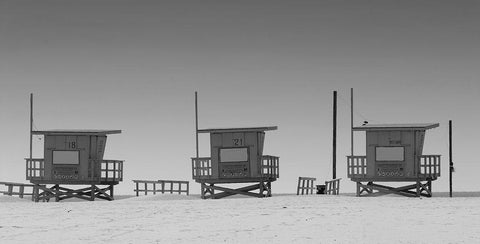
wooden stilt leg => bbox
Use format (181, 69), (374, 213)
(55, 184), (60, 202)
(356, 182), (360, 197)
(416, 181), (420, 197)
(34, 184), (39, 202)
(428, 180), (432, 195)
(110, 185), (114, 200)
(266, 181), (272, 197)
(259, 181), (264, 197)
(91, 185), (95, 201)
(201, 183), (206, 199)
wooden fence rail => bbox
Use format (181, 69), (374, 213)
(133, 180), (189, 196)
(297, 177), (316, 195)
(0, 181), (35, 200)
(324, 178), (341, 195)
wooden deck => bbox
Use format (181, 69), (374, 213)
(191, 155), (279, 181)
(347, 155), (441, 181)
(192, 156), (278, 199)
(25, 158), (123, 184)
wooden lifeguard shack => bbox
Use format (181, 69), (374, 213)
(26, 130), (123, 202)
(192, 126), (279, 199)
(347, 123), (441, 197)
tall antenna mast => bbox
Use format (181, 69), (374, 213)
(350, 88), (354, 159)
(195, 91), (199, 159)
(332, 91), (337, 179)
(30, 93), (33, 162)
(449, 120), (453, 197)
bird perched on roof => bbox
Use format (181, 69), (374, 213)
(362, 121), (368, 126)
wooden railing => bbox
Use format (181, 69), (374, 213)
(419, 155), (441, 178)
(26, 158), (123, 182)
(133, 180), (189, 196)
(101, 160), (124, 182)
(325, 178), (341, 195)
(192, 155), (279, 179)
(261, 155), (279, 178)
(25, 158), (45, 180)
(347, 156), (367, 178)
(0, 181), (34, 199)
(297, 177), (316, 195)
(192, 157), (213, 179)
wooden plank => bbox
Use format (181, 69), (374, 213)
(336, 180), (340, 195)
(296, 177), (301, 195)
(55, 184), (60, 202)
(133, 180), (158, 184)
(113, 162), (117, 182)
(7, 185), (13, 196)
(109, 185), (114, 200)
(19, 186), (25, 198)
(301, 178), (305, 195)
(135, 182), (139, 196)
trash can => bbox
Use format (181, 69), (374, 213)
(316, 184), (326, 194)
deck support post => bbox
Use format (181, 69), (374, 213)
(33, 184), (39, 202)
(356, 182), (360, 197)
(109, 185), (114, 199)
(416, 181), (420, 197)
(55, 184), (60, 202)
(90, 185), (95, 201)
(201, 183), (215, 199)
(266, 181), (272, 197)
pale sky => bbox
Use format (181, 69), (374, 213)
(1, 0), (479, 195)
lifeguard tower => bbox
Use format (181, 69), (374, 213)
(191, 92), (279, 199)
(27, 130), (123, 202)
(192, 127), (279, 199)
(25, 94), (123, 202)
(347, 123), (441, 197)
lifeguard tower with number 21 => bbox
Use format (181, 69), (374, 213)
(191, 92), (279, 199)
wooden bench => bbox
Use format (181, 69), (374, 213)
(133, 180), (189, 196)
